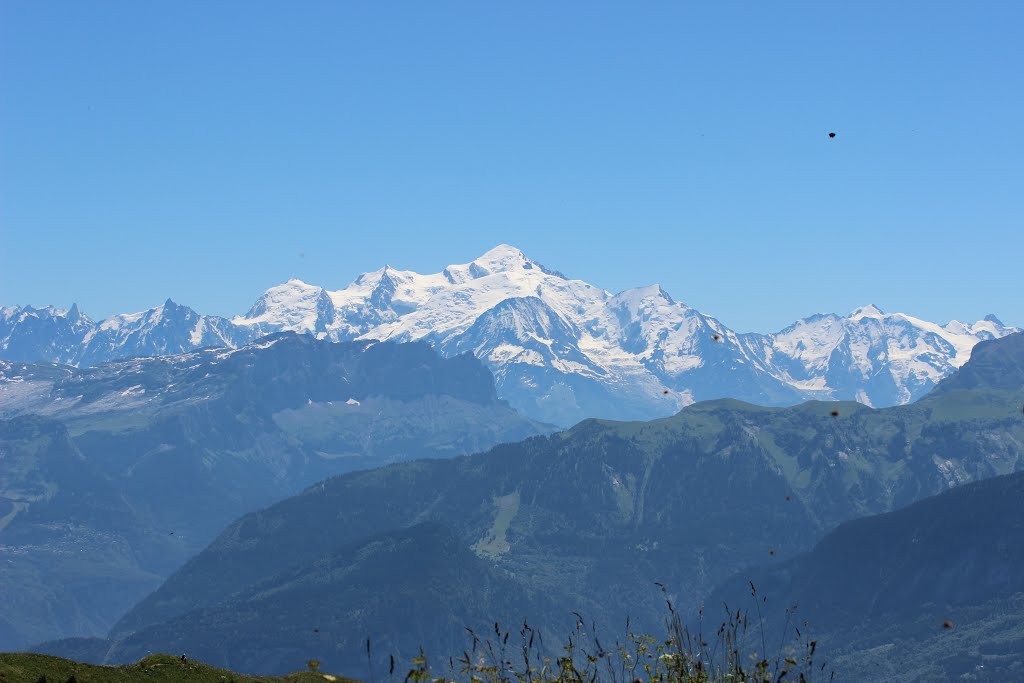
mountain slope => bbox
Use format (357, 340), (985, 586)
(0, 334), (550, 651)
(0, 416), (173, 651)
(706, 470), (1024, 682)
(91, 333), (1024, 676)
(101, 523), (555, 677)
(924, 330), (1024, 397)
(4, 246), (1015, 425)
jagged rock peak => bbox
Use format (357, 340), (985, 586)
(985, 313), (1005, 325)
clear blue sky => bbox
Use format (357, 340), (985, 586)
(1, 1), (1021, 332)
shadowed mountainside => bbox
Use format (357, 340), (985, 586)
(0, 333), (551, 650)
(706, 470), (1024, 682)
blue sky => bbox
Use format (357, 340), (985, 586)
(1, 1), (1021, 332)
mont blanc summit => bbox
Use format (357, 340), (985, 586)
(2, 245), (1015, 425)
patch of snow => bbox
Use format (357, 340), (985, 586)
(246, 338), (282, 351)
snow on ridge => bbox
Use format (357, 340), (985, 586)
(760, 303), (1019, 403)
(190, 318), (207, 346)
(3, 244), (1018, 423)
(96, 310), (146, 332)
(849, 304), (885, 320)
(328, 265), (449, 322)
(466, 244), (533, 276)
(611, 284), (678, 315)
(245, 337), (283, 351)
(1, 304), (85, 321)
(236, 278), (328, 330)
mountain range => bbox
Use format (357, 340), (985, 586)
(50, 332), (1024, 676)
(3, 245), (1015, 425)
(0, 333), (549, 650)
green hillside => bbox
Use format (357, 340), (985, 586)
(0, 653), (357, 683)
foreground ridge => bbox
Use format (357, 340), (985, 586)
(0, 652), (358, 682)
(6, 593), (827, 683)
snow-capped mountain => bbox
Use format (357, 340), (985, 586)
(3, 245), (1016, 425)
(753, 305), (1012, 406)
(1, 299), (253, 367)
(0, 303), (94, 364)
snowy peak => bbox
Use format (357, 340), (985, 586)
(328, 265), (449, 336)
(295, 246), (574, 342)
(76, 300), (250, 367)
(944, 316), (1009, 341)
(442, 245), (525, 283)
(369, 268), (399, 308)
(243, 278), (318, 318)
(366, 265), (427, 311)
(238, 279), (335, 334)
(0, 304), (95, 365)
(612, 284), (678, 315)
(466, 244), (532, 276)
(0, 299), (251, 368)
(440, 245), (564, 285)
(1, 304), (92, 324)
(761, 305), (1018, 406)
(442, 296), (584, 365)
(849, 304), (885, 320)
(332, 245), (593, 348)
(2, 244), (1018, 425)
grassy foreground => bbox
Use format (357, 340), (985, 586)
(2, 589), (827, 683)
(0, 653), (357, 683)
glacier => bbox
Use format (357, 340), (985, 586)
(2, 244), (1016, 425)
